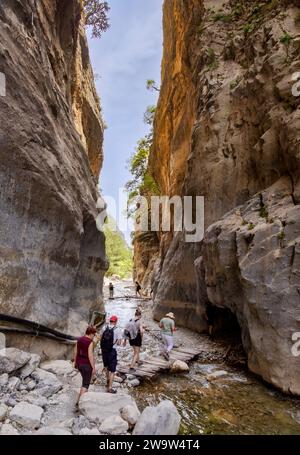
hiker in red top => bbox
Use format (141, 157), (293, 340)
(74, 326), (97, 406)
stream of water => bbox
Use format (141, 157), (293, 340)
(104, 280), (300, 435)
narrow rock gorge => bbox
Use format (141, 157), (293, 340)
(0, 0), (107, 358)
(134, 0), (300, 394)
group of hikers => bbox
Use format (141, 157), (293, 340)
(74, 309), (176, 405)
(109, 281), (142, 299)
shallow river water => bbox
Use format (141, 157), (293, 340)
(104, 281), (300, 435)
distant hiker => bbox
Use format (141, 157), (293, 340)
(109, 282), (114, 299)
(100, 315), (123, 394)
(159, 312), (176, 360)
(74, 326), (97, 405)
(124, 309), (144, 372)
(135, 281), (142, 298)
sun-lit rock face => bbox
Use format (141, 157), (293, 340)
(0, 0), (108, 357)
(146, 0), (300, 393)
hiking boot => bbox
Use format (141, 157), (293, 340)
(137, 361), (143, 366)
(107, 388), (117, 394)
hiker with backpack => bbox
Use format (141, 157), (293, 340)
(109, 282), (114, 299)
(135, 281), (142, 298)
(124, 309), (144, 372)
(99, 315), (123, 394)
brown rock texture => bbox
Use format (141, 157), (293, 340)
(0, 0), (107, 357)
(145, 0), (300, 393)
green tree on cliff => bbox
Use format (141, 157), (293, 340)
(83, 0), (110, 38)
(125, 102), (159, 215)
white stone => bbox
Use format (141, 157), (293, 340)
(129, 379), (140, 387)
(32, 368), (62, 397)
(10, 402), (44, 429)
(23, 393), (48, 408)
(171, 360), (190, 373)
(40, 360), (74, 376)
(113, 375), (124, 383)
(99, 415), (128, 435)
(7, 376), (21, 391)
(133, 400), (181, 436)
(0, 403), (8, 422)
(0, 423), (20, 435)
(79, 392), (139, 424)
(19, 354), (41, 379)
(26, 380), (36, 391)
(120, 404), (141, 428)
(0, 348), (31, 374)
(0, 373), (9, 388)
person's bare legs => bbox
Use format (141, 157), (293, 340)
(130, 346), (140, 369)
(107, 371), (115, 391)
(77, 387), (88, 405)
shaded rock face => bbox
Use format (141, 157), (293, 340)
(0, 0), (107, 356)
(146, 0), (300, 393)
(133, 232), (159, 293)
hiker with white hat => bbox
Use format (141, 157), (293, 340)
(159, 312), (176, 360)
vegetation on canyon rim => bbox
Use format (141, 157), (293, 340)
(103, 217), (133, 279)
(83, 0), (110, 39)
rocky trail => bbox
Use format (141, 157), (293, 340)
(1, 280), (300, 435)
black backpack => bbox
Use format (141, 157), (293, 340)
(101, 325), (115, 352)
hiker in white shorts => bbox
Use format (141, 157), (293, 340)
(159, 312), (176, 360)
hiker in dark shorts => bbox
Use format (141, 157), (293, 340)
(135, 281), (142, 297)
(74, 326), (97, 405)
(100, 315), (123, 394)
(124, 309), (144, 372)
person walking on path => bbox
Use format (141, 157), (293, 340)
(109, 282), (114, 299)
(99, 315), (123, 394)
(124, 309), (145, 372)
(159, 312), (176, 360)
(135, 281), (142, 298)
(74, 326), (97, 406)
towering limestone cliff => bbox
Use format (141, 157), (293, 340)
(0, 0), (107, 357)
(140, 0), (300, 394)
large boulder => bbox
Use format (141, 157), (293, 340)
(10, 402), (44, 429)
(0, 348), (31, 374)
(19, 354), (41, 379)
(170, 360), (189, 373)
(133, 400), (181, 435)
(23, 393), (48, 409)
(79, 392), (139, 424)
(32, 368), (62, 397)
(40, 360), (74, 376)
(99, 416), (128, 435)
(120, 405), (141, 429)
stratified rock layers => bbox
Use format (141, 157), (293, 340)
(148, 0), (300, 393)
(0, 0), (107, 356)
